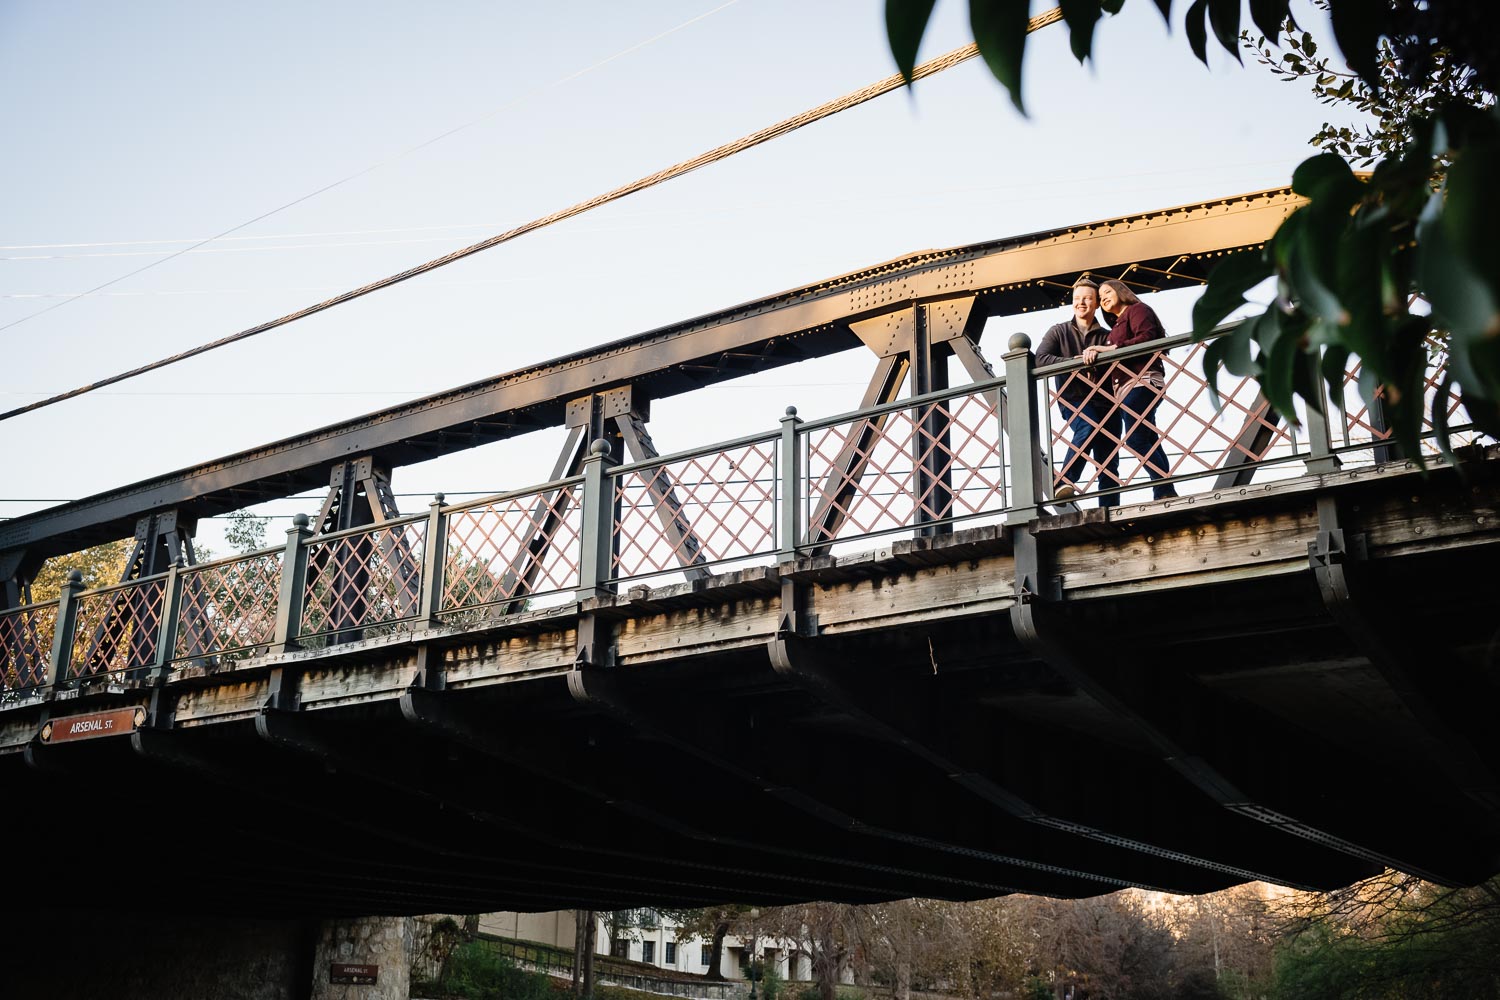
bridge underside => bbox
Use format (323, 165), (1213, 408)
(6, 458), (1499, 916)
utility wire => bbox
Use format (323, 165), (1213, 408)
(0, 0), (741, 337)
(0, 9), (1064, 426)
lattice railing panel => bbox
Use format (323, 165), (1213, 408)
(805, 389), (1005, 545)
(1, 603), (56, 693)
(612, 438), (778, 579)
(1338, 347), (1482, 456)
(69, 577), (166, 680)
(175, 551), (284, 660)
(443, 484), (582, 612)
(1045, 342), (1297, 497)
(301, 519), (426, 638)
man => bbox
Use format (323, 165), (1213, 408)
(1034, 279), (1121, 507)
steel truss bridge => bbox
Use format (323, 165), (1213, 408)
(2, 188), (1498, 916)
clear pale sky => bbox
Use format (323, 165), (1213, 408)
(0, 1), (1359, 555)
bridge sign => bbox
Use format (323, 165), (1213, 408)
(38, 706), (145, 744)
(330, 963), (378, 985)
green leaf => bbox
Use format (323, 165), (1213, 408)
(1418, 189), (1500, 356)
(1201, 327), (1259, 411)
(1208, 0), (1242, 62)
(1259, 313), (1304, 425)
(1440, 114), (1500, 331)
(1320, 344), (1351, 413)
(886, 0), (938, 83)
(1059, 0), (1102, 63)
(1431, 370), (1460, 470)
(970, 0), (1032, 114)
(1148, 0), (1170, 25)
(1192, 249), (1273, 337)
(1290, 152), (1358, 202)
(1185, 0), (1210, 65)
(1248, 0), (1286, 42)
(1326, 0), (1382, 89)
(1101, 0), (1126, 13)
(1275, 209), (1347, 328)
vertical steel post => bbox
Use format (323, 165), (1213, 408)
(46, 570), (85, 691)
(578, 440), (618, 601)
(1003, 333), (1041, 524)
(416, 493), (447, 629)
(272, 513), (313, 653)
(778, 406), (802, 559)
(150, 554), (186, 682)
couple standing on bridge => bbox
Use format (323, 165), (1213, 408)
(1036, 277), (1179, 507)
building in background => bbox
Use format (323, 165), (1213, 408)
(480, 909), (813, 982)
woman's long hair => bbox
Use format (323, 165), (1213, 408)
(1099, 278), (1140, 312)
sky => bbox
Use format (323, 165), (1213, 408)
(0, 0), (1363, 556)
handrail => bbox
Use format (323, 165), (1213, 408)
(1, 317), (1479, 700)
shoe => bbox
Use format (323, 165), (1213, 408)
(1054, 484), (1078, 501)
(1153, 485), (1179, 500)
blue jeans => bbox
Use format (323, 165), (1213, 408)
(1118, 383), (1177, 499)
(1058, 396), (1122, 507)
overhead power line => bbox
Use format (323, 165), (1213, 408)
(0, 9), (1063, 426)
(0, 0), (741, 336)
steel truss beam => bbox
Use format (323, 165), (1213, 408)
(567, 659), (1238, 897)
(251, 704), (860, 905)
(766, 631), (1373, 892)
(26, 733), (684, 914)
(1007, 522), (1498, 886)
(4, 188), (1301, 561)
(401, 685), (1000, 901)
(1309, 494), (1500, 810)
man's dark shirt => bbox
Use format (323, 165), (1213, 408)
(1036, 314), (1111, 404)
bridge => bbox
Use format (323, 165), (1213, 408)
(3, 187), (1498, 919)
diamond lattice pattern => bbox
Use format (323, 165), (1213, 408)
(443, 486), (582, 610)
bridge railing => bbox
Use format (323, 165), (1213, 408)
(173, 547), (285, 662)
(608, 430), (781, 585)
(1031, 329), (1483, 507)
(0, 599), (57, 696)
(799, 380), (1009, 550)
(297, 512), (428, 648)
(66, 572), (169, 684)
(5, 325), (1489, 698)
(439, 477), (585, 621)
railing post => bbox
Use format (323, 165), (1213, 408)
(272, 513), (313, 653)
(1303, 351), (1342, 475)
(416, 493), (447, 628)
(778, 406), (803, 559)
(578, 439), (618, 601)
(46, 570), (84, 692)
(150, 554), (186, 682)
(1003, 333), (1042, 523)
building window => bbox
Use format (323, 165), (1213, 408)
(642, 941), (656, 964)
(612, 939), (630, 959)
(665, 942), (677, 965)
(701, 944), (713, 968)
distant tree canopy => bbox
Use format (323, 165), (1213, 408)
(886, 0), (1499, 462)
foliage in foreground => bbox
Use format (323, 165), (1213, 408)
(886, 0), (1499, 463)
(421, 941), (555, 1000)
(1270, 871), (1500, 999)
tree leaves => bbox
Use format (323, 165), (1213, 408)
(1207, 0), (1242, 64)
(1327, 0), (1382, 89)
(1185, 0), (1210, 64)
(882, 1), (1498, 466)
(970, 0), (1031, 113)
(885, 0), (937, 84)
(1059, 0), (1103, 63)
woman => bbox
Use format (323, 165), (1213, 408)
(1081, 279), (1178, 500)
